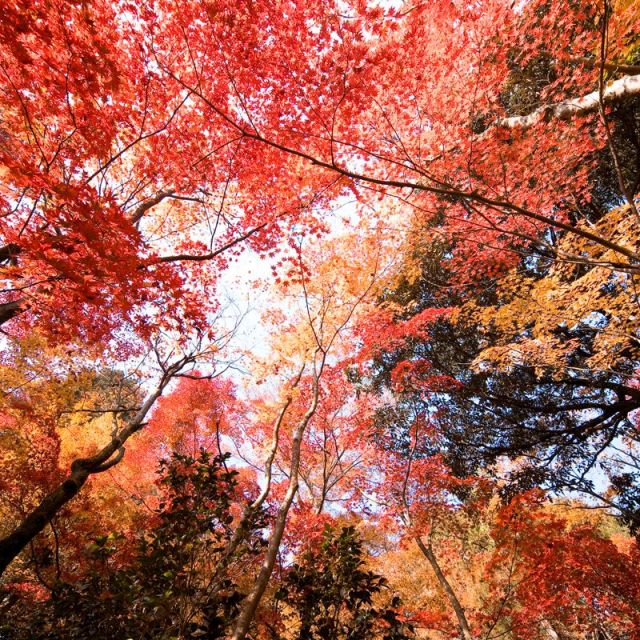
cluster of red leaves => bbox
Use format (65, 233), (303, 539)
(485, 491), (640, 640)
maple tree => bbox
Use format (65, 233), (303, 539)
(3, 0), (640, 345)
(371, 491), (640, 640)
(358, 202), (640, 535)
(3, 0), (640, 638)
(484, 491), (640, 640)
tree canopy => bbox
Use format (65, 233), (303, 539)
(2, 1), (640, 638)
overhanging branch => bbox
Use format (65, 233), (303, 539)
(497, 73), (640, 130)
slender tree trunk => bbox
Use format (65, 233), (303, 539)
(208, 367), (306, 589)
(415, 536), (474, 640)
(230, 463), (300, 640)
(231, 363), (321, 640)
(0, 369), (176, 577)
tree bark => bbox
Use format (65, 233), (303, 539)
(496, 73), (640, 130)
(206, 370), (304, 591)
(0, 368), (176, 578)
(130, 190), (175, 224)
(0, 467), (91, 577)
(0, 299), (23, 326)
(415, 536), (474, 640)
(230, 360), (322, 640)
(0, 243), (20, 264)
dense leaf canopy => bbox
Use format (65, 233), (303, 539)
(2, 1), (640, 639)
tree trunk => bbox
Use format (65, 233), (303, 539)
(230, 364), (321, 640)
(415, 536), (474, 640)
(230, 465), (301, 640)
(0, 299), (23, 326)
(0, 467), (90, 576)
(0, 372), (173, 578)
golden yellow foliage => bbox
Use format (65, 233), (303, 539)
(457, 204), (640, 376)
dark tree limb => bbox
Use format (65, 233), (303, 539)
(130, 190), (176, 224)
(0, 357), (186, 578)
(0, 299), (23, 326)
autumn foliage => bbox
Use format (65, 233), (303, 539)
(2, 0), (640, 638)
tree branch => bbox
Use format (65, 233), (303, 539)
(0, 356), (188, 577)
(496, 73), (640, 130)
